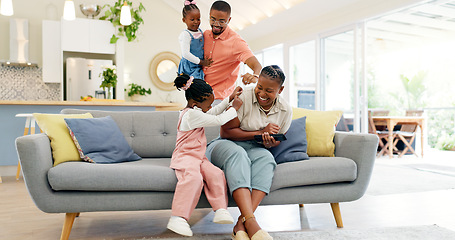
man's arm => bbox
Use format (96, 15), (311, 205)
(241, 56), (262, 85)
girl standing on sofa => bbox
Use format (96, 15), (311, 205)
(178, 0), (212, 80)
(167, 73), (242, 236)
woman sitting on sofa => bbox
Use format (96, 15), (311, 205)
(206, 65), (292, 240)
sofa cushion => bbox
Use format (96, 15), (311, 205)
(270, 116), (309, 164)
(292, 108), (343, 157)
(64, 116), (141, 164)
(48, 157), (356, 192)
(48, 158), (177, 191)
(270, 157), (357, 191)
(33, 113), (93, 166)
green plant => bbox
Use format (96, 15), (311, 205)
(125, 83), (151, 97)
(435, 134), (455, 151)
(427, 108), (455, 148)
(99, 66), (118, 99)
(366, 64), (383, 109)
(99, 0), (146, 43)
(390, 71), (427, 110)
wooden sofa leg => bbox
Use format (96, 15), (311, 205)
(299, 204), (304, 208)
(330, 203), (344, 228)
(60, 213), (79, 240)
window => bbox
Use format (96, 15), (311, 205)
(289, 40), (316, 108)
(239, 44), (283, 87)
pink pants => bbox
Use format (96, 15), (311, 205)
(171, 159), (228, 220)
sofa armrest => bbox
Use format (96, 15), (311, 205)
(15, 133), (56, 213)
(334, 131), (379, 197)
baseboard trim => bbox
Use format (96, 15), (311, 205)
(0, 166), (19, 177)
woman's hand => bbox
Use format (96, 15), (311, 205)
(262, 132), (278, 148)
(231, 95), (243, 110)
(261, 123), (280, 135)
(241, 73), (258, 85)
(229, 86), (243, 102)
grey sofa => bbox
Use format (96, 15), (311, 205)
(15, 109), (379, 240)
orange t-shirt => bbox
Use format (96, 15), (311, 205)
(203, 26), (254, 100)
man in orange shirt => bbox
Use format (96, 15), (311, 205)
(203, 0), (262, 101)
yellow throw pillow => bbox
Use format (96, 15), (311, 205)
(292, 108), (343, 157)
(33, 113), (93, 166)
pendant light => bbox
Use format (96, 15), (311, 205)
(63, 0), (76, 21)
(120, 1), (132, 26)
(0, 0), (14, 16)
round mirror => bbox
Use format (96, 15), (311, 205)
(149, 52), (181, 91)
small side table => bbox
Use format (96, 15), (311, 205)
(15, 113), (39, 180)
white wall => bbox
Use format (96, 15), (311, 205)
(121, 1), (185, 104)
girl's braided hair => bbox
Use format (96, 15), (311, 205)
(182, 0), (199, 18)
(260, 65), (286, 86)
(174, 73), (213, 103)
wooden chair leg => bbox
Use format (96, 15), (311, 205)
(398, 135), (417, 157)
(16, 162), (21, 180)
(61, 213), (79, 240)
(330, 203), (344, 228)
(378, 138), (385, 148)
(377, 140), (389, 156)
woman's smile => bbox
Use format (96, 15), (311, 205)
(257, 95), (270, 106)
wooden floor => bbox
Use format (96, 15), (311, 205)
(1, 151), (455, 240)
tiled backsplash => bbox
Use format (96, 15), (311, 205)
(0, 65), (61, 101)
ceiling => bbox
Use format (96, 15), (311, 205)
(367, 0), (455, 49)
(162, 0), (306, 31)
(162, 0), (455, 54)
(290, 0), (455, 55)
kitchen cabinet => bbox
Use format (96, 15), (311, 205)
(42, 20), (61, 83)
(42, 18), (123, 99)
(89, 20), (116, 54)
(61, 18), (115, 54)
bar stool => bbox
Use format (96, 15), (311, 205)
(15, 113), (39, 180)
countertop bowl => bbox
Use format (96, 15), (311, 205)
(80, 4), (101, 18)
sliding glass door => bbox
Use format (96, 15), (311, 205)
(289, 40), (316, 109)
(320, 24), (366, 132)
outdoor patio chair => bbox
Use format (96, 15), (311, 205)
(392, 109), (424, 157)
(368, 110), (395, 156)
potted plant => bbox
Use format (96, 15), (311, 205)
(125, 83), (151, 101)
(99, 0), (146, 44)
(99, 66), (118, 99)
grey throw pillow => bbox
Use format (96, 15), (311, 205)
(64, 116), (141, 164)
(269, 117), (310, 164)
